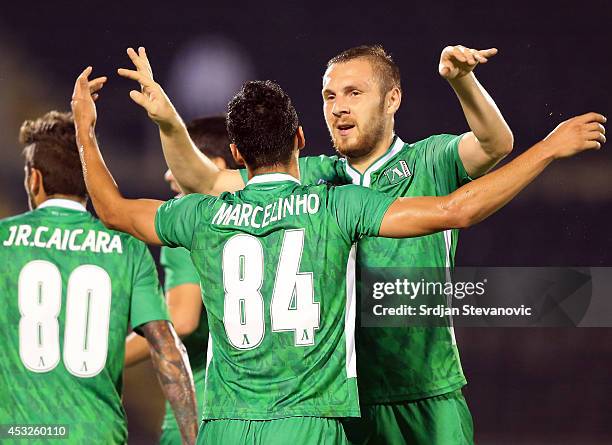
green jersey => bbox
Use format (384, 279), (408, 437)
(159, 246), (208, 432)
(0, 199), (168, 444)
(241, 134), (470, 404)
(155, 174), (394, 420)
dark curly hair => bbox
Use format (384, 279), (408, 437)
(226, 80), (299, 170)
(327, 44), (401, 94)
(19, 111), (87, 199)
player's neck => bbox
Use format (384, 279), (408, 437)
(347, 130), (395, 174)
(37, 194), (88, 208)
(246, 160), (300, 183)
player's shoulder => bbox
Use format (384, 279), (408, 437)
(407, 133), (463, 152)
(0, 210), (33, 227)
(300, 153), (343, 166)
(299, 153), (348, 184)
(159, 193), (222, 219)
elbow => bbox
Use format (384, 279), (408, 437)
(97, 208), (122, 231)
(444, 202), (477, 230)
(482, 129), (514, 161)
(453, 211), (475, 230)
(493, 130), (514, 160)
(499, 130), (514, 157)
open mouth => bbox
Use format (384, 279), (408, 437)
(337, 124), (355, 136)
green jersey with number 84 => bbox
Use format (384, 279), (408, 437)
(155, 173), (394, 420)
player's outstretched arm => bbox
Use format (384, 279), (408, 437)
(117, 47), (245, 195)
(380, 113), (606, 237)
(71, 66), (163, 244)
(439, 45), (514, 177)
(141, 320), (198, 445)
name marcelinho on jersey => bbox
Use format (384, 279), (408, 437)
(212, 193), (320, 228)
(2, 224), (123, 254)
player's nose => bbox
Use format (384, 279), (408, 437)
(332, 101), (349, 117)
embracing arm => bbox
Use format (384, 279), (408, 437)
(380, 113), (605, 237)
(118, 47), (244, 195)
(439, 45), (514, 177)
(71, 66), (163, 244)
(141, 320), (198, 445)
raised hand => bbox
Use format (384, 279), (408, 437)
(117, 47), (180, 129)
(70, 66), (107, 129)
(542, 113), (606, 159)
(438, 45), (498, 80)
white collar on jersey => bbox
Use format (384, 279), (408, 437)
(247, 173), (301, 186)
(37, 198), (87, 212)
(345, 135), (405, 187)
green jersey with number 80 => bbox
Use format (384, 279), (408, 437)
(0, 200), (168, 444)
(155, 173), (394, 420)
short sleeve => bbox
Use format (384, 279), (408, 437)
(424, 134), (471, 193)
(328, 185), (395, 243)
(160, 246), (200, 292)
(155, 194), (211, 249)
(129, 241), (170, 332)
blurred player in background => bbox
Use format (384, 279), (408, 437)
(123, 115), (239, 444)
(0, 111), (198, 444)
(72, 60), (603, 444)
(122, 44), (514, 444)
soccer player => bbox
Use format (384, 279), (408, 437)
(123, 115), (239, 445)
(0, 111), (198, 444)
(71, 65), (603, 445)
(120, 44), (514, 443)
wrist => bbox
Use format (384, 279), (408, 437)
(158, 114), (185, 135)
(532, 140), (558, 163)
(74, 121), (96, 140)
(447, 71), (477, 91)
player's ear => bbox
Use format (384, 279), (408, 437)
(29, 168), (43, 196)
(296, 126), (306, 151)
(230, 144), (245, 166)
(386, 87), (401, 115)
(211, 156), (228, 170)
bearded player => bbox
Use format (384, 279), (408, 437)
(72, 59), (603, 444)
(0, 111), (198, 444)
(120, 44), (514, 444)
(123, 115), (239, 445)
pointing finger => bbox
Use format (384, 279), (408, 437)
(117, 68), (156, 87)
(127, 47), (148, 72)
(478, 48), (498, 58)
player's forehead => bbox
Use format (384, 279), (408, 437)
(322, 58), (378, 92)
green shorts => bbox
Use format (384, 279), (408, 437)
(198, 417), (349, 445)
(343, 389), (474, 445)
(159, 425), (181, 445)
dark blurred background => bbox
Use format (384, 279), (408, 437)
(1, 1), (611, 443)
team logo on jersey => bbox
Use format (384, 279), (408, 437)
(383, 160), (412, 184)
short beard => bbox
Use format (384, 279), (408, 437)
(330, 101), (387, 161)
